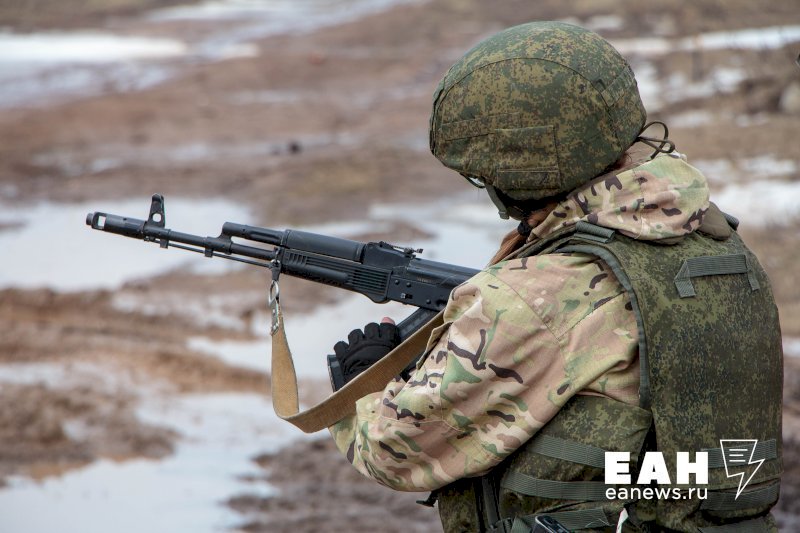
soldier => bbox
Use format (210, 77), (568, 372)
(329, 22), (783, 532)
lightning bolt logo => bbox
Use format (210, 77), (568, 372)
(719, 439), (763, 499)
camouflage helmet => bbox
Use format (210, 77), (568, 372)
(429, 21), (647, 218)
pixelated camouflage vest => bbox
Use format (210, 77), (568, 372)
(437, 207), (783, 533)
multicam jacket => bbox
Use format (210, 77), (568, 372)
(330, 153), (710, 492)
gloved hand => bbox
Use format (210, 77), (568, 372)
(333, 321), (401, 385)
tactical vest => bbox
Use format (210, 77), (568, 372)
(437, 207), (783, 533)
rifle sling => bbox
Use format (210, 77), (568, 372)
(270, 294), (444, 433)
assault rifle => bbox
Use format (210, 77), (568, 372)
(86, 194), (479, 388)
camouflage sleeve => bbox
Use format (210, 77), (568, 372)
(329, 254), (638, 492)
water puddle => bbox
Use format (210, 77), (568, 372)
(188, 294), (412, 379)
(0, 393), (307, 533)
(0, 0), (423, 108)
(786, 338), (800, 358)
(0, 356), (308, 533)
(692, 156), (798, 185)
(150, 0), (420, 32)
(0, 31), (189, 108)
(227, 85), (429, 109)
(611, 25), (800, 57)
(0, 32), (187, 63)
(29, 134), (359, 176)
(688, 155), (800, 226)
(612, 25), (800, 111)
(0, 197), (252, 291)
(713, 180), (800, 227)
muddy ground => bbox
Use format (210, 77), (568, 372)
(0, 0), (799, 531)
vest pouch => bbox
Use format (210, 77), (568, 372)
(496, 395), (652, 532)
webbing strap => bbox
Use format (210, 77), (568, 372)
(698, 517), (771, 533)
(700, 483), (779, 511)
(269, 288), (444, 433)
(508, 509), (610, 532)
(575, 221), (615, 243)
(502, 471), (610, 501)
(703, 439), (777, 469)
(674, 253), (759, 298)
(549, 508), (611, 530)
(528, 434), (608, 469)
(481, 474), (503, 532)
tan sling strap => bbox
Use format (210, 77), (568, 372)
(268, 280), (444, 433)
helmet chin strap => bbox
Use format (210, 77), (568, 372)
(484, 182), (510, 220)
(483, 182), (529, 220)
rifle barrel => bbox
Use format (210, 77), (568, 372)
(86, 211), (277, 263)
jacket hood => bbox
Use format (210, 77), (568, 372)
(532, 153), (710, 242)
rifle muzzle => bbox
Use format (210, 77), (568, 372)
(86, 212), (147, 239)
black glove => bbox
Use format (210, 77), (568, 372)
(331, 322), (400, 386)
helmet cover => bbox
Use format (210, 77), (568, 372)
(430, 21), (647, 204)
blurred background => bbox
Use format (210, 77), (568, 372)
(0, 0), (798, 531)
